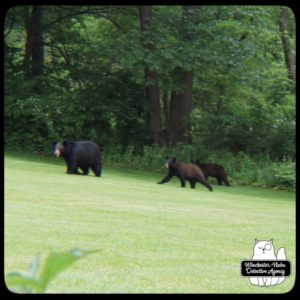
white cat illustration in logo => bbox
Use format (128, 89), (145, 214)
(249, 239), (286, 287)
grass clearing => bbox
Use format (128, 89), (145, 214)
(4, 154), (295, 293)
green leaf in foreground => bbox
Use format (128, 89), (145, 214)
(6, 248), (99, 293)
(38, 248), (98, 292)
(6, 272), (41, 293)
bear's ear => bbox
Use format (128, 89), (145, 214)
(255, 239), (259, 244)
(172, 157), (176, 162)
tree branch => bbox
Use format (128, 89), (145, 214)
(42, 6), (124, 31)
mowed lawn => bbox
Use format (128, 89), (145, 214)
(4, 155), (295, 293)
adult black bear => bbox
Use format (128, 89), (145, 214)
(158, 158), (212, 191)
(53, 141), (102, 177)
(194, 160), (230, 186)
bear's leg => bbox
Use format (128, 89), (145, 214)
(158, 171), (173, 184)
(220, 170), (230, 186)
(197, 177), (213, 191)
(75, 168), (81, 175)
(92, 164), (102, 177)
(189, 179), (196, 189)
(67, 162), (78, 174)
(223, 177), (230, 186)
(217, 177), (223, 185)
(178, 176), (186, 188)
(80, 167), (89, 175)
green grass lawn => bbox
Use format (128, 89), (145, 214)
(4, 154), (295, 293)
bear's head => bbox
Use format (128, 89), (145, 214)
(53, 141), (64, 157)
(165, 157), (176, 168)
(54, 141), (73, 157)
(53, 141), (74, 158)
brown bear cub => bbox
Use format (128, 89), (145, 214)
(193, 160), (230, 186)
(158, 157), (213, 191)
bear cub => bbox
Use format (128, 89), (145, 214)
(158, 157), (212, 191)
(193, 160), (230, 186)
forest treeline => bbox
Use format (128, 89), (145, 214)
(4, 6), (295, 189)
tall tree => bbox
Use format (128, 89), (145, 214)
(138, 6), (165, 147)
(23, 6), (44, 79)
(166, 6), (197, 147)
(278, 7), (295, 82)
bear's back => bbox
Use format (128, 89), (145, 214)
(69, 141), (101, 163)
(179, 163), (204, 178)
(197, 163), (224, 175)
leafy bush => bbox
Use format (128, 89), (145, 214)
(267, 162), (296, 191)
(105, 145), (168, 172)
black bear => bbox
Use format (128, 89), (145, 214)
(193, 160), (230, 186)
(53, 141), (102, 177)
(158, 157), (212, 191)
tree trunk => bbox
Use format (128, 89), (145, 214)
(23, 6), (44, 80)
(23, 7), (32, 79)
(138, 6), (165, 147)
(31, 6), (44, 77)
(167, 67), (194, 147)
(279, 7), (296, 82)
(166, 6), (196, 147)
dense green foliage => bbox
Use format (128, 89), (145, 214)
(4, 6), (295, 189)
